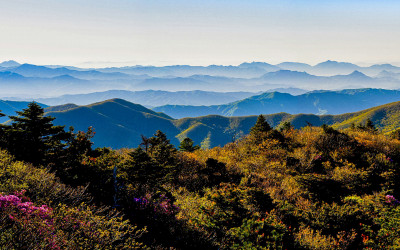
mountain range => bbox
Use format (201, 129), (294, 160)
(1, 60), (400, 98)
(33, 90), (258, 107)
(153, 88), (400, 118)
(38, 98), (400, 149)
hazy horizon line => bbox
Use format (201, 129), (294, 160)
(2, 59), (400, 69)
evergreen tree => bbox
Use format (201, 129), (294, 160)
(179, 137), (200, 152)
(53, 126), (95, 183)
(250, 115), (271, 136)
(365, 118), (378, 132)
(280, 121), (293, 132)
(0, 111), (8, 148)
(6, 102), (69, 165)
(148, 130), (177, 167)
(356, 118), (378, 133)
(124, 147), (164, 195)
(124, 130), (179, 196)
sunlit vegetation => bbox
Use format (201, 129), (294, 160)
(1, 104), (400, 249)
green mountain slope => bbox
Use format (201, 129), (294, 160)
(43, 98), (400, 149)
(47, 99), (179, 148)
(333, 101), (400, 133)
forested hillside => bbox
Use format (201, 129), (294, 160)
(43, 98), (400, 149)
(1, 103), (400, 248)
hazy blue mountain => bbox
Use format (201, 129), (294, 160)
(265, 87), (308, 95)
(277, 62), (313, 72)
(328, 70), (374, 84)
(136, 77), (214, 91)
(377, 70), (400, 80)
(35, 90), (257, 107)
(0, 61), (400, 97)
(238, 62), (281, 72)
(277, 61), (400, 76)
(0, 60), (21, 68)
(365, 64), (400, 76)
(261, 70), (318, 82)
(0, 72), (103, 97)
(254, 69), (392, 90)
(312, 60), (361, 75)
(97, 64), (273, 78)
(3, 64), (133, 80)
(153, 88), (400, 118)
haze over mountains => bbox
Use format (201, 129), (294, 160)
(153, 88), (400, 118)
(33, 90), (258, 107)
(2, 60), (400, 149)
(2, 60), (400, 99)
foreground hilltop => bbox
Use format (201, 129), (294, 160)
(2, 102), (400, 248)
(44, 98), (400, 149)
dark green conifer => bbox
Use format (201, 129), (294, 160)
(179, 137), (200, 152)
(148, 130), (177, 167)
(250, 115), (271, 137)
(6, 102), (69, 165)
(280, 121), (293, 132)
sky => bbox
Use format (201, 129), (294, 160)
(0, 0), (399, 67)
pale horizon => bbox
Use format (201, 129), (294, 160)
(2, 59), (400, 69)
(1, 0), (399, 68)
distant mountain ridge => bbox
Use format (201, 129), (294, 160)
(153, 88), (400, 118)
(33, 90), (258, 107)
(1, 60), (400, 97)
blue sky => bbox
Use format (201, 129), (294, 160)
(0, 0), (399, 66)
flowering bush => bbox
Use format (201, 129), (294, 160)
(133, 194), (179, 216)
(385, 195), (400, 205)
(0, 191), (146, 249)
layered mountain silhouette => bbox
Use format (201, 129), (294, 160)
(1, 60), (400, 98)
(34, 90), (257, 107)
(153, 88), (400, 118)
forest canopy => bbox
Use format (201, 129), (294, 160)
(1, 103), (400, 249)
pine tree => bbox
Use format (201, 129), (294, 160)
(0, 110), (8, 148)
(124, 147), (164, 195)
(250, 115), (271, 136)
(125, 130), (179, 196)
(6, 102), (69, 165)
(148, 130), (177, 167)
(179, 137), (200, 152)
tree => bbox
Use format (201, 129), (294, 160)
(0, 110), (8, 148)
(124, 130), (179, 196)
(356, 118), (378, 133)
(53, 126), (96, 184)
(250, 115), (271, 136)
(280, 121), (293, 132)
(179, 137), (200, 152)
(5, 102), (69, 165)
(148, 130), (177, 167)
(124, 147), (164, 195)
(140, 135), (150, 153)
(365, 118), (378, 132)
